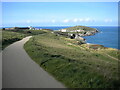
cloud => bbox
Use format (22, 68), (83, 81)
(104, 19), (112, 23)
(79, 18), (96, 22)
(73, 18), (78, 22)
(79, 18), (84, 22)
(51, 19), (56, 23)
(63, 19), (69, 23)
(62, 18), (96, 23)
(26, 20), (31, 23)
(84, 18), (90, 22)
(73, 18), (96, 22)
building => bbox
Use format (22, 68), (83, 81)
(28, 26), (35, 30)
(60, 29), (67, 32)
(76, 30), (84, 32)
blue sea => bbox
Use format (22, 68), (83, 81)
(3, 26), (118, 49)
(35, 26), (119, 49)
(83, 26), (118, 49)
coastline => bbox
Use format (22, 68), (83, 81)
(82, 31), (119, 50)
(2, 26), (118, 50)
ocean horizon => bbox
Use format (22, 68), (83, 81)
(2, 26), (119, 49)
(36, 26), (118, 49)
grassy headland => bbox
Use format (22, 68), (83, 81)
(2, 26), (119, 88)
(2, 29), (47, 49)
(64, 25), (97, 32)
(2, 30), (27, 49)
(24, 30), (119, 88)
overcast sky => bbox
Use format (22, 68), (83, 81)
(2, 2), (118, 27)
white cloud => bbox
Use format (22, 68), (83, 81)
(26, 20), (31, 23)
(104, 19), (112, 23)
(73, 18), (78, 22)
(84, 18), (91, 22)
(79, 18), (84, 22)
(79, 18), (96, 22)
(63, 19), (69, 23)
(62, 18), (96, 23)
(51, 19), (56, 23)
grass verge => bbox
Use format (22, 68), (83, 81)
(2, 29), (47, 49)
(24, 32), (119, 88)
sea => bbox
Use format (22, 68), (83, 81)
(3, 26), (119, 49)
(35, 26), (119, 49)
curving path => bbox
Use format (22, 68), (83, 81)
(3, 36), (65, 88)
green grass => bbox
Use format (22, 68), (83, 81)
(65, 25), (97, 32)
(2, 29), (47, 49)
(2, 30), (27, 49)
(0, 30), (2, 51)
(24, 32), (119, 88)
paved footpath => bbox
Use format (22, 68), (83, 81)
(3, 36), (65, 88)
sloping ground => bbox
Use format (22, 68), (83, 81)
(65, 25), (97, 31)
(2, 30), (27, 49)
(3, 36), (65, 88)
(24, 32), (119, 88)
(2, 30), (47, 49)
(0, 52), (2, 89)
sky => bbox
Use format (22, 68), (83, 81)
(1, 0), (120, 2)
(2, 2), (118, 27)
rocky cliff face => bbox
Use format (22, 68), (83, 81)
(61, 25), (98, 36)
(54, 25), (99, 45)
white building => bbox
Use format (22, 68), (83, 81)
(28, 26), (35, 30)
(60, 29), (67, 32)
(60, 29), (85, 32)
(76, 30), (84, 32)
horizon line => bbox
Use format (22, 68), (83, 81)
(1, 25), (118, 28)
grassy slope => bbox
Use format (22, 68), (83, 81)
(2, 29), (47, 49)
(2, 30), (27, 49)
(0, 30), (2, 50)
(24, 32), (119, 88)
(65, 25), (97, 31)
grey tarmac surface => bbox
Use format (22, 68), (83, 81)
(3, 36), (66, 88)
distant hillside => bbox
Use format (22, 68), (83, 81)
(65, 25), (98, 32)
(24, 31), (119, 88)
(56, 25), (99, 38)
